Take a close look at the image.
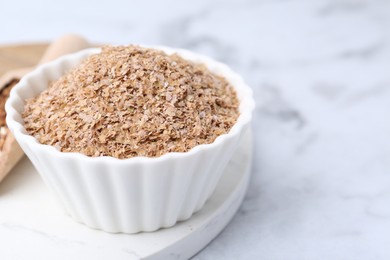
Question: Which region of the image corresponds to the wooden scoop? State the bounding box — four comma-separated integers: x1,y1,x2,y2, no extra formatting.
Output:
0,34,89,182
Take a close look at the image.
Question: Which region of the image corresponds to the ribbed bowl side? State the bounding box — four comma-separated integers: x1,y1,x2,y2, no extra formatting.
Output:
107,163,144,233
20,134,241,233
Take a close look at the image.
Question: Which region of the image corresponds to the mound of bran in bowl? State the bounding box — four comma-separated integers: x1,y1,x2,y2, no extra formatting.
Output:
23,45,239,159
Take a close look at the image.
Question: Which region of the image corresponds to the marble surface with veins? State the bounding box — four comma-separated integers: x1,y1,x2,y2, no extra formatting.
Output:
1,0,390,259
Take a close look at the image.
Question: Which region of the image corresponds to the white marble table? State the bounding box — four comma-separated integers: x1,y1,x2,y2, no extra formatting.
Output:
1,0,390,259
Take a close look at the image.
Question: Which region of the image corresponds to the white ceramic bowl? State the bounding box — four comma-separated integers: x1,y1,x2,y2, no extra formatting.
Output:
6,46,255,233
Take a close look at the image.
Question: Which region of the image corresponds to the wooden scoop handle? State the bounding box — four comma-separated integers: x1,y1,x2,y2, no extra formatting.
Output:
0,34,90,90
38,34,89,65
